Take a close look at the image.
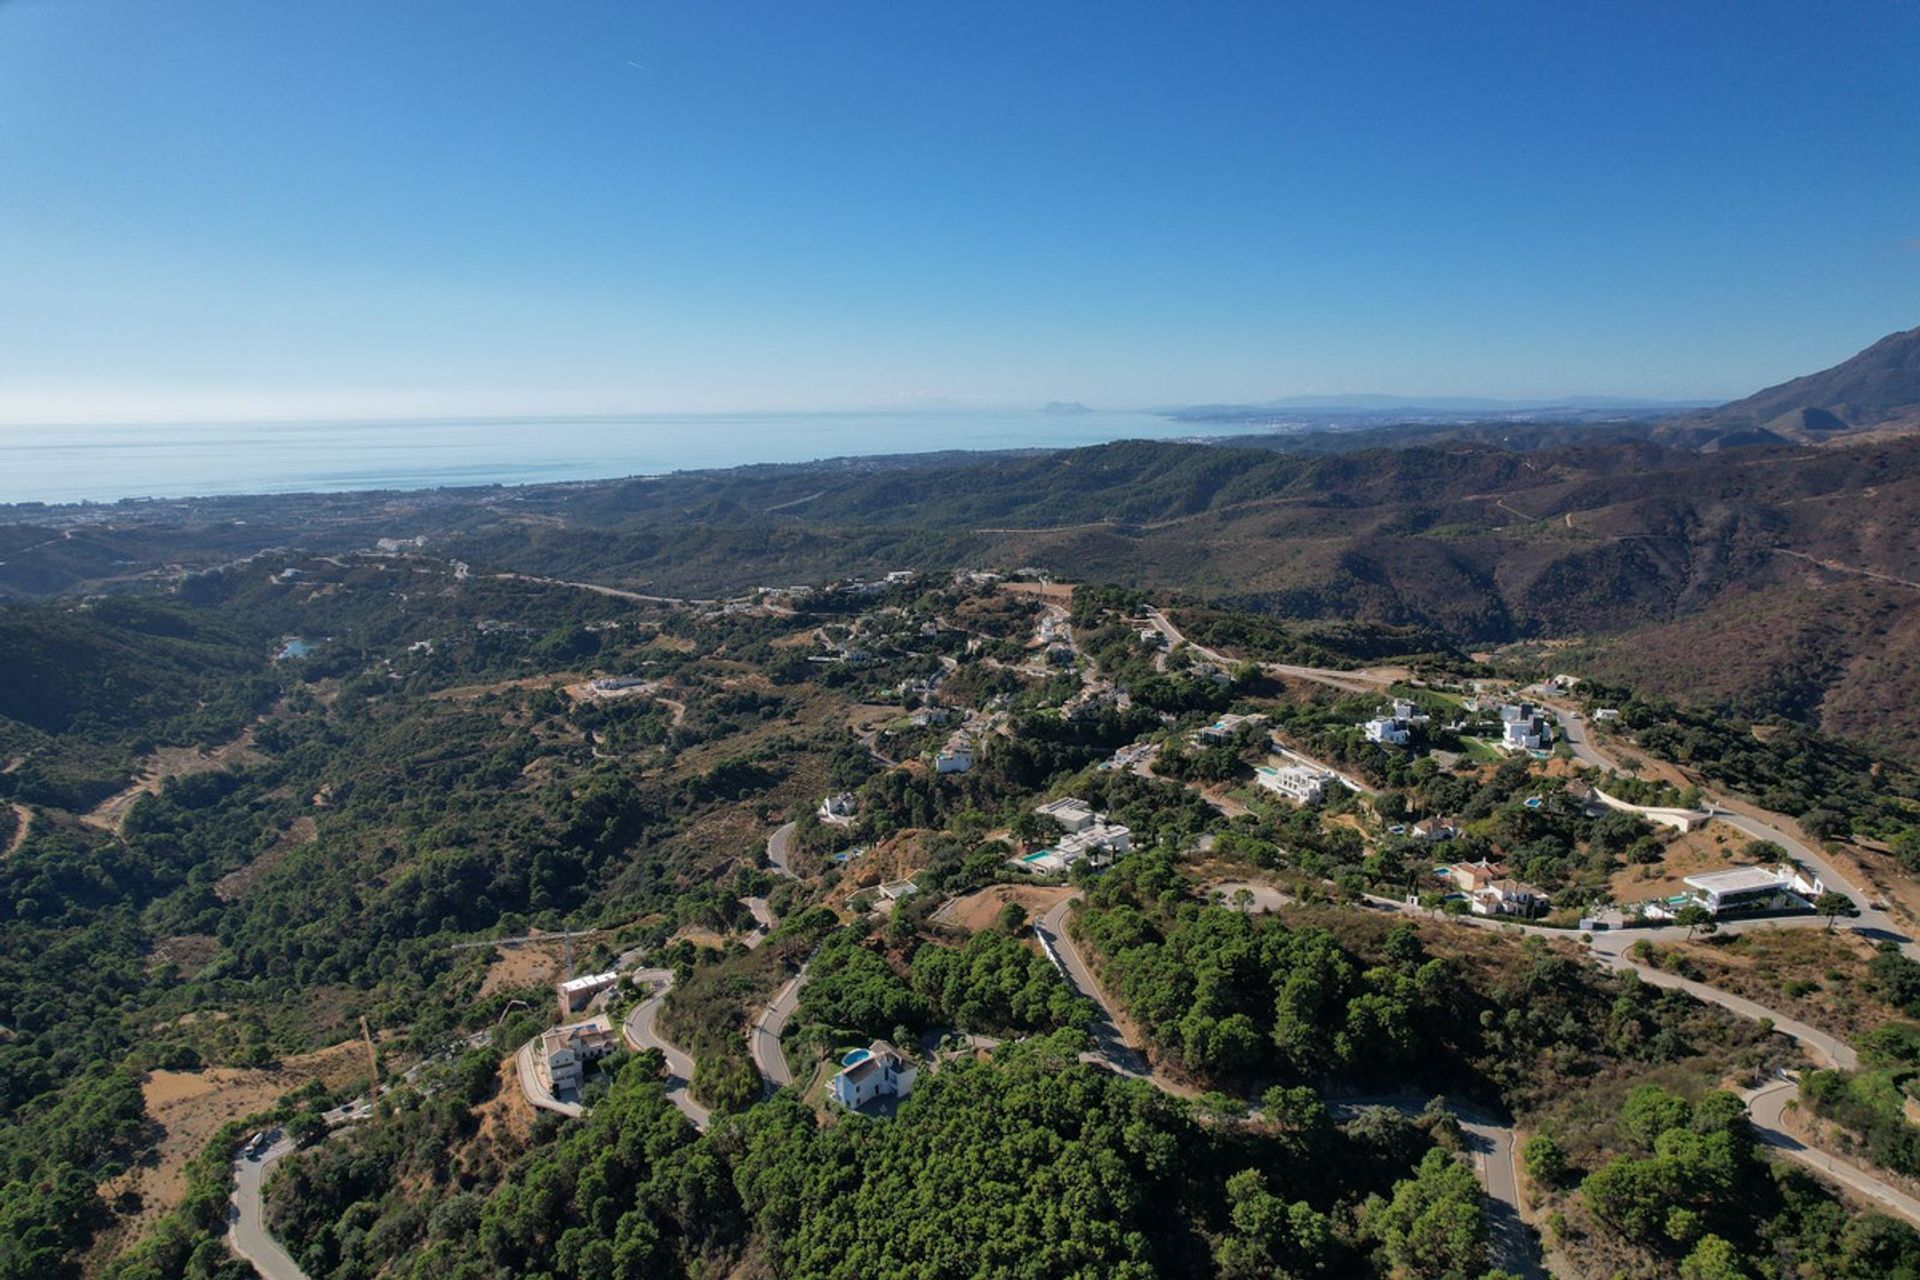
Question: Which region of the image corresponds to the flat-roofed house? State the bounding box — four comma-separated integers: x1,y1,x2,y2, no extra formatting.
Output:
556,971,619,1018
1034,797,1098,833
1684,866,1809,916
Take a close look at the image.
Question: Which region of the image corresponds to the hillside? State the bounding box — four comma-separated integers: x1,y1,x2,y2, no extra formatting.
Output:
1660,324,1920,445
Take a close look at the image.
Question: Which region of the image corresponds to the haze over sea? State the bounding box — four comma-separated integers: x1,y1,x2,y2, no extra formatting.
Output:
0,408,1235,506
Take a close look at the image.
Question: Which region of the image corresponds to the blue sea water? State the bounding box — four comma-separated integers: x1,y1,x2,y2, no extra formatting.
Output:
0,409,1246,506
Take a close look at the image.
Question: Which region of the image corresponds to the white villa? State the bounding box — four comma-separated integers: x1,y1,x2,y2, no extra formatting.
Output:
818,792,859,825
1035,797,1099,833
537,1016,620,1095
1018,797,1133,873
1363,698,1425,746
935,735,975,774
1257,763,1333,805
1470,878,1549,918
1684,865,1821,917
1500,703,1553,751
830,1041,916,1109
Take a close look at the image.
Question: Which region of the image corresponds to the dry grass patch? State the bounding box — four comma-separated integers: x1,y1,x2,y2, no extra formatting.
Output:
930,884,1078,934
1656,926,1897,1043
1605,819,1755,902
88,1041,367,1268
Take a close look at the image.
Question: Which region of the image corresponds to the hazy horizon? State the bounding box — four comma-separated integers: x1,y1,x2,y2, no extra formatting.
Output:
2,2,1914,427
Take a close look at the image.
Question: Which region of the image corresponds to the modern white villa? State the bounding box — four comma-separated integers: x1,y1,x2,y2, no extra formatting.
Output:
1683,865,1821,916
1016,797,1133,873
1362,698,1425,746
1500,703,1553,751
1256,762,1333,805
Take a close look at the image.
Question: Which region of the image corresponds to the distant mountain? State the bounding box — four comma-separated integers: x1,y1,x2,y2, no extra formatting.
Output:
1167,392,1711,424
1043,401,1096,415
1659,324,1920,445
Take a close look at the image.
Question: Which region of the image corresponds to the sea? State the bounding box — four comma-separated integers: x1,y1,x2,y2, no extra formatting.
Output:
0,409,1257,506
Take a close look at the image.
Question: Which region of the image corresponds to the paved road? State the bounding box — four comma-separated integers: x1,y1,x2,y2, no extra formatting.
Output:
1044,887,1537,1270
514,1036,584,1119
1034,898,1180,1087
1549,706,1616,772
228,1136,308,1280
765,820,799,879
1329,1098,1539,1279
1747,1078,1920,1228
749,964,810,1089
623,968,711,1129
1590,944,1859,1070
741,895,775,949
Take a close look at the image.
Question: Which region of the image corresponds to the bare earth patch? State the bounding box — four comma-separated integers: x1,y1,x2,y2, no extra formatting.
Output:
429,672,584,702
478,942,564,999
215,815,318,901
88,1042,367,1270
931,884,1078,934
1607,819,1755,902
82,730,263,835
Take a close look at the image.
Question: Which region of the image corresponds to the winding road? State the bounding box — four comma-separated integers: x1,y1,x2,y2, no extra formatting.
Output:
749,965,810,1090
765,820,799,879
1038,893,1537,1274
227,1135,308,1280
1747,1078,1920,1225
622,968,711,1130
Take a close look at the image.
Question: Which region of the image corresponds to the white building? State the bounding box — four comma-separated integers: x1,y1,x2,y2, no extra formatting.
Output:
1058,820,1132,864
1470,879,1548,918
555,971,619,1017
829,1041,916,1109
538,1016,620,1095
1684,866,1817,916
1363,698,1423,746
818,792,859,825
1257,763,1332,805
1035,797,1098,833
1500,703,1553,751
935,737,974,774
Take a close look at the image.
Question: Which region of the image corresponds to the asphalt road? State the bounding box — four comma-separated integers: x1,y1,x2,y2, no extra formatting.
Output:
623,968,711,1129
749,964,810,1089
765,820,799,879
741,895,775,949
514,1036,583,1119
1034,898,1181,1088
1329,1098,1540,1280
1044,889,1539,1273
228,1136,308,1280
1747,1078,1920,1227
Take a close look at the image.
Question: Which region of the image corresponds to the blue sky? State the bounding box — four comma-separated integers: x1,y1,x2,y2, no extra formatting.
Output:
1,0,1915,421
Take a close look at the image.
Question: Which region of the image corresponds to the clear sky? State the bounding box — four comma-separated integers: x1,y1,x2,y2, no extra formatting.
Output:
1,0,1915,422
